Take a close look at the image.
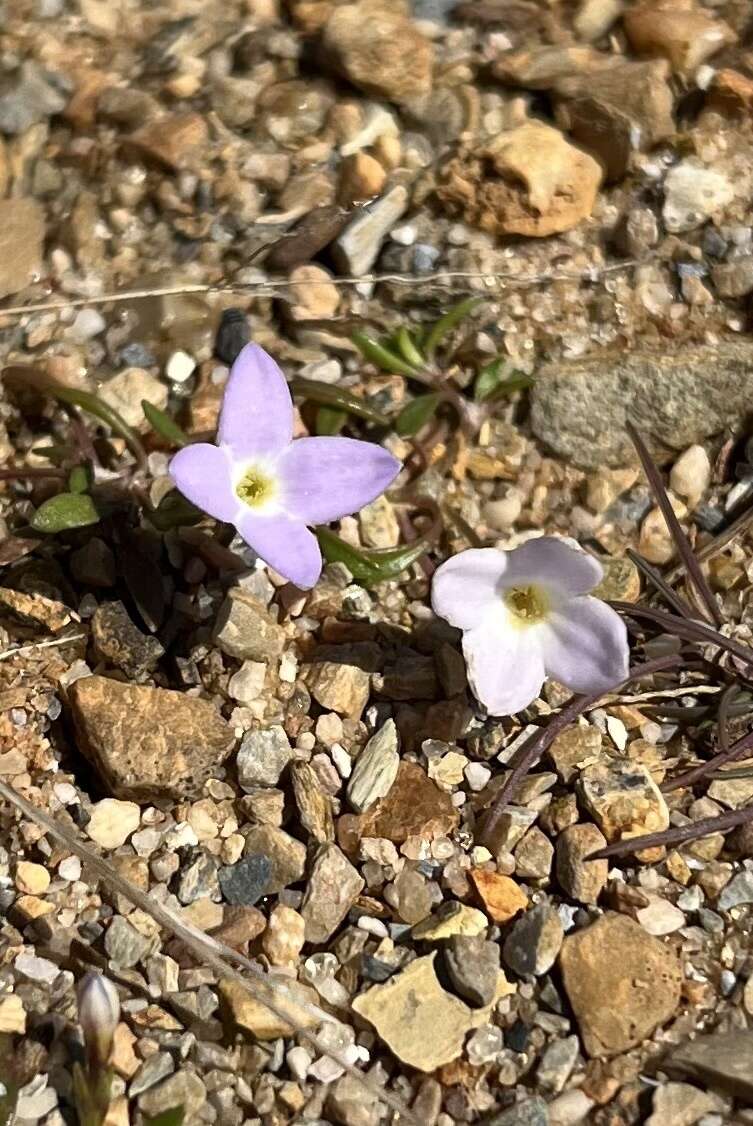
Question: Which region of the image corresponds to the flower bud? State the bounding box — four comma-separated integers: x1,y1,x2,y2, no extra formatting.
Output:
77,972,120,1072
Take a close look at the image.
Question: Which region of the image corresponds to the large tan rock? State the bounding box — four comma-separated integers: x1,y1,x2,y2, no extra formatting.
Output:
322,2,434,104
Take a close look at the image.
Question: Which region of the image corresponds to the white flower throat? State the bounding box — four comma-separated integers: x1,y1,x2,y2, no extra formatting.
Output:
504,583,550,626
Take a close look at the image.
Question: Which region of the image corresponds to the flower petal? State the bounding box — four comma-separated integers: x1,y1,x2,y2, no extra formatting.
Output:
217,344,293,459
169,443,238,523
236,508,322,589
277,436,401,525
540,595,629,695
501,537,603,600
463,613,546,716
432,548,508,631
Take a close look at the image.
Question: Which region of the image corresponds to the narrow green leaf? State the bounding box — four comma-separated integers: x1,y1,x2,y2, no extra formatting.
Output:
68,465,90,494
148,490,203,531
47,385,147,470
316,527,428,587
351,331,421,377
142,400,189,447
145,1108,185,1126
474,357,508,402
396,326,426,369
485,373,534,401
394,392,442,437
30,492,100,534
316,406,347,435
290,376,389,426
423,297,483,360
31,443,78,464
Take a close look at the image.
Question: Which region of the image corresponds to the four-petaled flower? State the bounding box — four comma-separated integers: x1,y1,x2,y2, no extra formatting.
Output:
170,344,401,589
432,536,629,715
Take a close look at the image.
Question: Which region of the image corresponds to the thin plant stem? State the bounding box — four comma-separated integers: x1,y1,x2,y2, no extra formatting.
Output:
587,806,753,860
480,654,682,845
662,725,753,793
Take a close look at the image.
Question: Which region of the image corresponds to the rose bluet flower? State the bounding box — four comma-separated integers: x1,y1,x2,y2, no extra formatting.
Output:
432,537,629,715
169,344,401,589
77,971,120,1072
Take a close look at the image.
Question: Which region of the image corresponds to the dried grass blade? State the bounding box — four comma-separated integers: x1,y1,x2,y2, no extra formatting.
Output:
0,779,419,1125
587,805,753,860
626,421,722,627
662,725,753,793
613,601,753,672
627,548,694,619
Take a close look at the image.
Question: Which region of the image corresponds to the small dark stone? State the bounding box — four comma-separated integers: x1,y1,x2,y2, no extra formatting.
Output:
361,955,398,983
177,854,220,906
118,342,156,368
444,935,499,1007
218,854,272,906
91,600,164,680
483,1095,548,1126
505,1020,530,1053
214,308,250,366
265,204,351,271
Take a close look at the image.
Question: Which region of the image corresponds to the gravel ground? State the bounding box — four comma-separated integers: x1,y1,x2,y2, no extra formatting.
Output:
4,1,753,1124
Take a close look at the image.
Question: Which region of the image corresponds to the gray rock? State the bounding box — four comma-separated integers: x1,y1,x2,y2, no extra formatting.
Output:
332,185,409,276
503,904,564,977
301,843,365,943
237,725,294,789
347,719,400,812
0,61,67,134
138,1070,207,1119
536,1036,579,1094
218,854,272,906
712,257,753,298
0,199,46,299
667,1029,753,1099
484,1095,549,1125
70,538,117,587
717,870,753,911
129,1053,175,1097
530,340,753,469
213,587,285,661
91,600,164,680
104,916,151,969
444,935,500,1008
176,853,220,905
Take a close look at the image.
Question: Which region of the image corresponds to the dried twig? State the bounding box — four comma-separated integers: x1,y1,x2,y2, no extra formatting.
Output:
587,805,753,860
0,632,87,662
627,422,722,627
0,779,419,1125
0,261,641,320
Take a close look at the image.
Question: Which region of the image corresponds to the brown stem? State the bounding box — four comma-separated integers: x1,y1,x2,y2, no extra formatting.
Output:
587,806,753,861
662,724,753,793
480,654,683,847
0,466,67,480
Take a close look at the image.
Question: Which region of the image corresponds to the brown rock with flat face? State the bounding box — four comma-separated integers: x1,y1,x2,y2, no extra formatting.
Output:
559,913,682,1056
338,761,459,850
68,676,235,800
0,199,45,299
437,122,601,238
322,1,434,104
123,113,209,171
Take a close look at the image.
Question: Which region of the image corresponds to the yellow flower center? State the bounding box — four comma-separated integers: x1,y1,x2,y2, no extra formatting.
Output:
504,584,549,626
236,466,276,509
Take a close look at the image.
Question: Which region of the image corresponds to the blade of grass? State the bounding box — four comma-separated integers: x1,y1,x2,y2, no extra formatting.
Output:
352,331,422,378
480,654,682,846
627,421,722,627
142,401,189,447
396,326,426,369
627,548,695,619
613,601,753,672
423,297,482,360
662,723,753,793
45,385,148,472
290,376,390,426
586,806,753,860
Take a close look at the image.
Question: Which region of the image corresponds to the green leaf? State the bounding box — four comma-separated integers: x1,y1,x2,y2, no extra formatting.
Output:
30,492,100,534
290,377,389,426
394,392,442,437
316,406,347,436
145,1108,185,1126
148,489,203,531
351,332,421,377
142,400,189,447
31,443,78,464
316,527,429,587
474,358,533,402
423,297,483,360
396,326,426,369
68,465,90,494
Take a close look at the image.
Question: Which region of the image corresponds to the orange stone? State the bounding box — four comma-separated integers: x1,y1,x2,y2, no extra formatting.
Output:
469,868,528,924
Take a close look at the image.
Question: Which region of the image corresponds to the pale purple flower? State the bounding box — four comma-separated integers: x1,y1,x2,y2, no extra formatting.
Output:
170,344,401,589
432,537,629,716
77,971,120,1070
